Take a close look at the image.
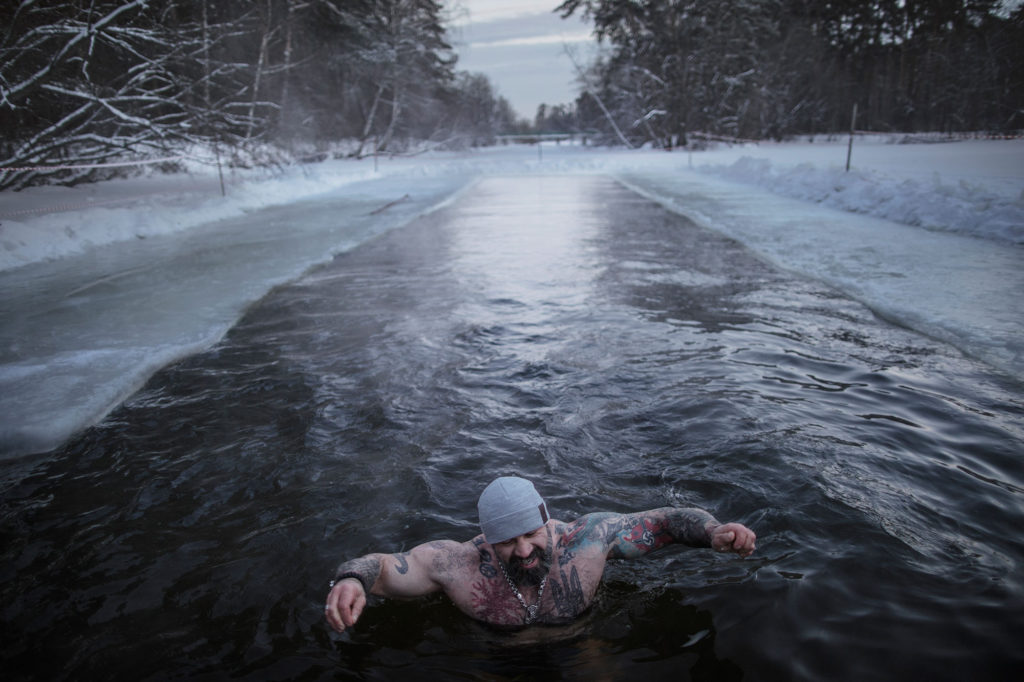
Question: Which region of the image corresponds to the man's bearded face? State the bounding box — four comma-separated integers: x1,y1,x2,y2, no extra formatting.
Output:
507,545,550,586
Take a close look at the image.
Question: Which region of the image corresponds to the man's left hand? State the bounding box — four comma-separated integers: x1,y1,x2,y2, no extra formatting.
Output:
710,522,756,557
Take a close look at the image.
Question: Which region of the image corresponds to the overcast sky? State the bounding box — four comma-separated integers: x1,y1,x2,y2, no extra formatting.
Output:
449,0,1024,121
448,1,599,121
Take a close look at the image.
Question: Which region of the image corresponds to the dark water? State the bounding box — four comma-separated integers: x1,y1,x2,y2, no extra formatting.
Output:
2,176,1022,681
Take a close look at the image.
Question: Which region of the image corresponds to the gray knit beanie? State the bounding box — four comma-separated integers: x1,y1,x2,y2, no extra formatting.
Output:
477,476,549,544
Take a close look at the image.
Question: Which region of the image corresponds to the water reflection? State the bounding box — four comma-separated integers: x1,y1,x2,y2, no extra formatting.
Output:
446,176,603,311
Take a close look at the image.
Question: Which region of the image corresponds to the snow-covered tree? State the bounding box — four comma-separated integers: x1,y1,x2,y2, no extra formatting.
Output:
0,0,568,190
342,0,456,155
446,72,518,146
0,1,195,189
558,0,1023,145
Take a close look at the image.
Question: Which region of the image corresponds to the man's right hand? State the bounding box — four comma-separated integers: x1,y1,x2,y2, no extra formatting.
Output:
325,577,366,633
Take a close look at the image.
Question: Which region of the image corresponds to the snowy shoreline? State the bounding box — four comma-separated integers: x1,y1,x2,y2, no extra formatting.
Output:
2,137,1022,273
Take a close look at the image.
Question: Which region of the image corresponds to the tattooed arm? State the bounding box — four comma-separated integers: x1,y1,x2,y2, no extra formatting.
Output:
579,507,755,560
325,540,463,633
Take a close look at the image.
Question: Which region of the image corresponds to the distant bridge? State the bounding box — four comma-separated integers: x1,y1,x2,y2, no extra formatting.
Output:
494,132,598,145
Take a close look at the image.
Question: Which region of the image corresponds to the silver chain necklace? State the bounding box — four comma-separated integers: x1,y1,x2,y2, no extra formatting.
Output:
498,561,546,624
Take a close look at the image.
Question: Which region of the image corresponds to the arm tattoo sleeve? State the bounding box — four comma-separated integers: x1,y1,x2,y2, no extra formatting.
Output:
665,507,717,547
332,555,383,592
608,507,718,559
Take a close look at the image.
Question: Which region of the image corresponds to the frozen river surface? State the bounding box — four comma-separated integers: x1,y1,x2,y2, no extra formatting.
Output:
0,173,471,457
1,175,1021,681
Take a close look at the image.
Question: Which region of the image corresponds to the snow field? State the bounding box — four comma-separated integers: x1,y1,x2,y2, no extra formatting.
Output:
2,137,1022,273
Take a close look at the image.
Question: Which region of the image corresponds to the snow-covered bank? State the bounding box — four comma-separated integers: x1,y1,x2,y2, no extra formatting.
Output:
2,137,1022,273
0,159,380,271
696,137,1024,245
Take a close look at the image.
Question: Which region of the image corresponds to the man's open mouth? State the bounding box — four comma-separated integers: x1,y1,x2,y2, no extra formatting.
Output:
508,548,547,585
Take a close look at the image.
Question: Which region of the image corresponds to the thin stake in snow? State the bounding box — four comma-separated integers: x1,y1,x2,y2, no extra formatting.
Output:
846,103,858,172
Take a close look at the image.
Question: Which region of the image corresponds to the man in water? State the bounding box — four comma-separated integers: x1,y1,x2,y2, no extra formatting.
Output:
325,476,756,631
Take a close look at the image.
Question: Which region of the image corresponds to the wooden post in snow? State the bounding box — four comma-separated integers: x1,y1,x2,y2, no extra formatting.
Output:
214,139,225,197
846,103,858,172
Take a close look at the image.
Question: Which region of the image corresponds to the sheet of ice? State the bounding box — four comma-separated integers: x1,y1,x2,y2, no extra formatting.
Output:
617,170,1023,380
1,138,1021,458
0,173,473,457
0,161,380,270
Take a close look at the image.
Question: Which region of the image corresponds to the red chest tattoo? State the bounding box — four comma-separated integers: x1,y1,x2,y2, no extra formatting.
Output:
468,577,525,625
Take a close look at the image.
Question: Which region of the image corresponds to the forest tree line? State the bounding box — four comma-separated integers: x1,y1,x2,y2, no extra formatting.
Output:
3,1,1022,190
0,0,523,190
554,0,1024,147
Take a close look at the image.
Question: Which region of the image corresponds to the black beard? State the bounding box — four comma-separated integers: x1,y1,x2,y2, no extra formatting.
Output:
507,546,550,587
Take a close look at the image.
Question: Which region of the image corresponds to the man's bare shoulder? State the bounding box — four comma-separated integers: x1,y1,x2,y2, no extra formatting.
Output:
554,512,624,551
364,538,475,593
408,538,477,562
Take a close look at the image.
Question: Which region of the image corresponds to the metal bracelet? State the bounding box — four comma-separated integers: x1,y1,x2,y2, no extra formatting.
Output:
329,571,369,593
